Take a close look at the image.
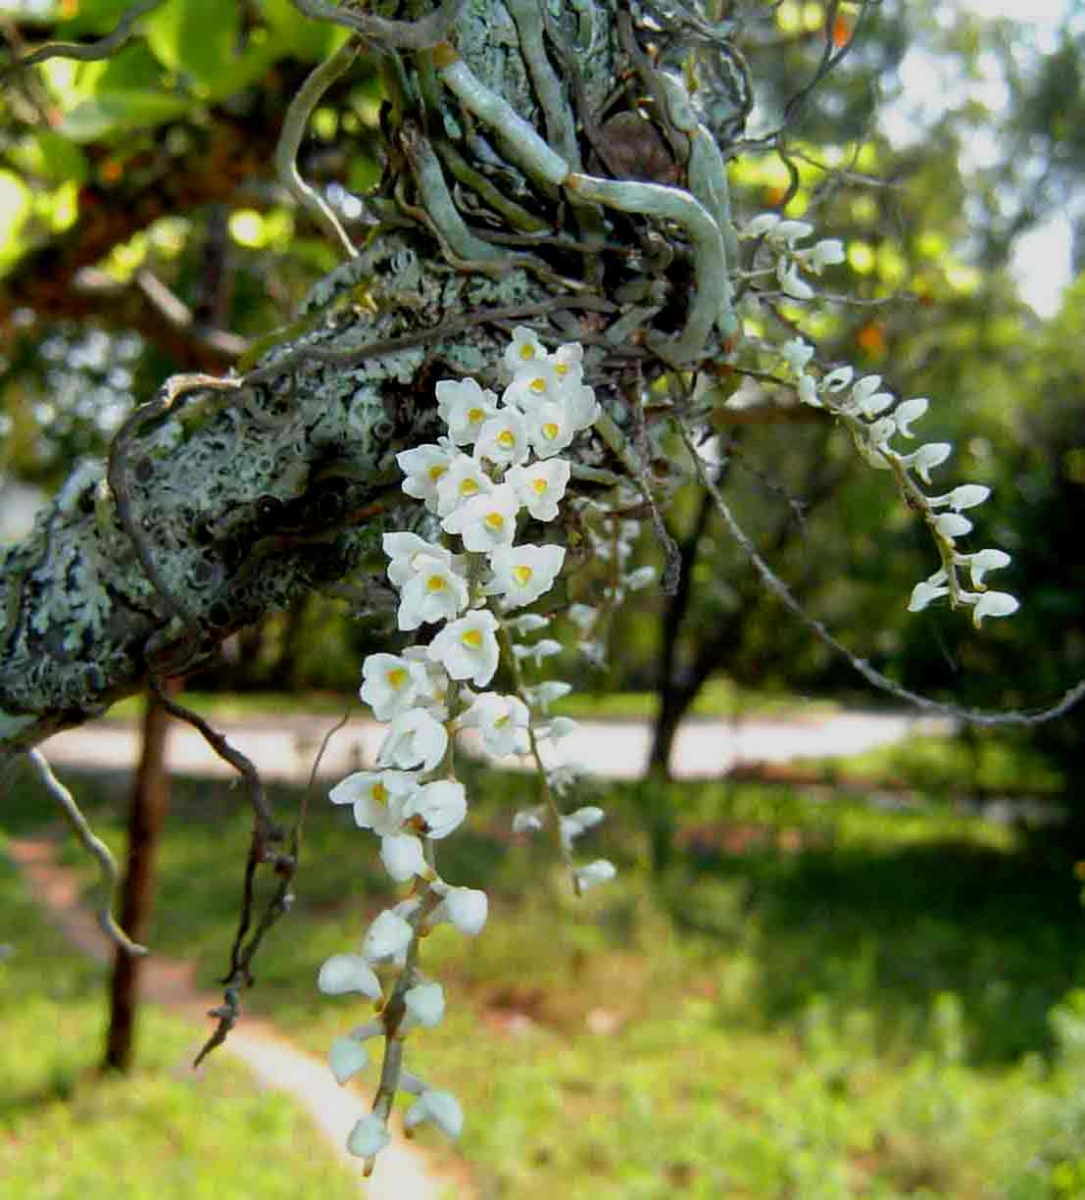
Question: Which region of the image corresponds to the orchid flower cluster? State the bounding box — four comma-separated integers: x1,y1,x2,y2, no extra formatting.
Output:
315,328,615,1169
741,211,1018,629
741,211,847,302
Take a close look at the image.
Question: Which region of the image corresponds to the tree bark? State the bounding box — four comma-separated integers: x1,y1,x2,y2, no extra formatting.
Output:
103,686,173,1073
0,2,752,764
648,467,724,777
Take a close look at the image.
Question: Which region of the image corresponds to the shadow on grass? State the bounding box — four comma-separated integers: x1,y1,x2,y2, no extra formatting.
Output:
673,834,1083,1065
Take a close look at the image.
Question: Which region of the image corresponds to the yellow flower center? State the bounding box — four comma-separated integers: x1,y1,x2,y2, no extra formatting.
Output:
531,478,548,494
386,667,408,689
372,782,388,805
494,714,509,728
460,478,479,496
484,512,504,530
497,430,516,448
519,343,535,360
512,565,533,585
529,377,547,394
467,407,484,423
428,464,447,482
555,362,568,376
541,422,559,440
427,574,447,592
461,628,484,648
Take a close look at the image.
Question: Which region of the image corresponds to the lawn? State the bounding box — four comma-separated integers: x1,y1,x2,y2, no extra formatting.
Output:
4,751,1085,1198
100,678,835,725
0,850,359,1199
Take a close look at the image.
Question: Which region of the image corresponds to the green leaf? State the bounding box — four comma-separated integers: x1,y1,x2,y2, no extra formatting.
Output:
6,131,89,187
143,0,240,94
56,44,194,141
59,91,194,141
260,0,344,61
53,0,149,37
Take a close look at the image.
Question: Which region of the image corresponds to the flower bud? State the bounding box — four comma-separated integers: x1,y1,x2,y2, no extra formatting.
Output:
404,981,446,1028
363,910,414,961
329,1036,369,1084
318,954,382,999
405,1090,464,1139
348,1114,390,1159
972,591,1019,626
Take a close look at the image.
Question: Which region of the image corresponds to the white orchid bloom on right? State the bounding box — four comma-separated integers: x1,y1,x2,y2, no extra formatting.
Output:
764,237,1019,626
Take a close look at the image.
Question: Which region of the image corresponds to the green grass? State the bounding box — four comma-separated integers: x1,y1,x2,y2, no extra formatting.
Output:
554,677,837,720
0,851,359,1199
103,690,355,724
100,679,835,726
792,730,1065,796
6,757,1085,1197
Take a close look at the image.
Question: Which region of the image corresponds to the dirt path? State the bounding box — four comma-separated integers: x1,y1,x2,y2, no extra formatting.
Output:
7,836,469,1200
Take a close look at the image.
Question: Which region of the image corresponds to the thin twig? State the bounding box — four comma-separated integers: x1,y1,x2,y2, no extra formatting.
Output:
496,619,581,894
26,749,148,957
275,40,360,259
242,294,616,385
3,0,163,77
289,0,464,49
148,679,278,846
677,421,1085,729
191,710,347,1066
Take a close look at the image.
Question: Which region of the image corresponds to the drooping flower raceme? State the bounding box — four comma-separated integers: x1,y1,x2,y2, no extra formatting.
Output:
317,330,615,1169
742,213,1020,630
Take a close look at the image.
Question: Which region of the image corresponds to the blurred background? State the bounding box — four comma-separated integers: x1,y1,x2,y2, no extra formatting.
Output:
2,0,1085,1195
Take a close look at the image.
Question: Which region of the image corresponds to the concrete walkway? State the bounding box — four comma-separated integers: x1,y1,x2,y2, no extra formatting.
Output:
41,709,953,784
7,836,467,1200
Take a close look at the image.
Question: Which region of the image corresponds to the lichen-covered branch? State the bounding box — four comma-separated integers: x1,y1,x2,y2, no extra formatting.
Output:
1,0,753,763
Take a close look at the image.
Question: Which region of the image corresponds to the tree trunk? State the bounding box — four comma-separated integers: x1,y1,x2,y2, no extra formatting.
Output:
103,686,173,1073
648,479,721,778
646,684,689,778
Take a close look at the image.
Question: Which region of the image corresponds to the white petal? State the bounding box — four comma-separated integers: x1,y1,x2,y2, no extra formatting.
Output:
948,484,990,511
742,212,781,237
348,1114,391,1158
363,909,414,960
404,982,446,1028
575,859,617,891
405,1090,464,1139
907,580,948,613
329,1036,369,1085
435,887,488,936
966,548,1011,587
512,808,545,834
380,834,428,882
934,513,973,539
893,397,929,438
972,591,1019,626
318,954,382,999
568,805,605,831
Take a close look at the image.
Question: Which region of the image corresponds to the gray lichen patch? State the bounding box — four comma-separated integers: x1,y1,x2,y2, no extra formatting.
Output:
0,227,564,751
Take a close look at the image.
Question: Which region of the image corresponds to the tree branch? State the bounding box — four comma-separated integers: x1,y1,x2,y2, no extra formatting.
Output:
0,0,756,763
